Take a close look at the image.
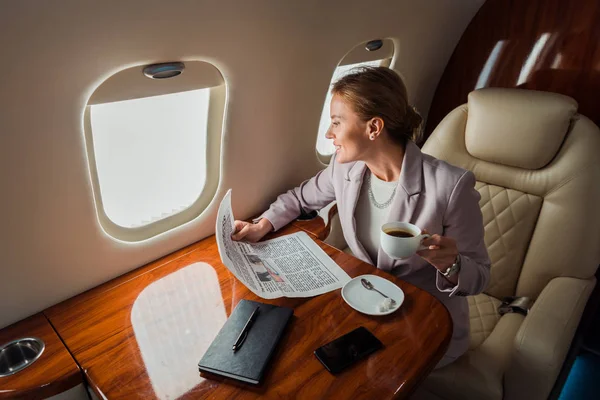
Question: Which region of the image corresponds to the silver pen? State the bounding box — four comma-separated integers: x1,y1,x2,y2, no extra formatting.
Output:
232,306,260,352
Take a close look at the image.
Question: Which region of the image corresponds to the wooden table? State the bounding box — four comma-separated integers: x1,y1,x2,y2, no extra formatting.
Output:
44,223,452,399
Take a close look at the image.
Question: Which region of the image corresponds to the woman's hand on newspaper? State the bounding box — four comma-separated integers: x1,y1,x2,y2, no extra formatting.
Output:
231,218,274,243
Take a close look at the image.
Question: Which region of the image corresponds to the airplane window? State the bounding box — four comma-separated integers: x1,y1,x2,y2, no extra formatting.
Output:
84,60,225,241
89,89,209,229
315,39,394,163
316,59,385,157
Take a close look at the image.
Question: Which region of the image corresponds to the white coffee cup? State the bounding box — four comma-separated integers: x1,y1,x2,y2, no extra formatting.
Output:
380,222,431,260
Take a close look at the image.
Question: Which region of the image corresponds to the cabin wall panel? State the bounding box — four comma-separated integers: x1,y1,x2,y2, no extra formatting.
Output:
424,0,600,141
0,0,484,328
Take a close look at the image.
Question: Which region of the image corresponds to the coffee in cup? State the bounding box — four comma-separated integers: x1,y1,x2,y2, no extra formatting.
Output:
380,222,430,260
383,229,415,238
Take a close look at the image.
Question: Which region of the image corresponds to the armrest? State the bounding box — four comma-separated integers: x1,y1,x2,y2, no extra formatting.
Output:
291,202,338,240
505,276,596,400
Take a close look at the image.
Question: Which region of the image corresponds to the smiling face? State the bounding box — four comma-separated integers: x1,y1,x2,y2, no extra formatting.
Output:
325,94,372,163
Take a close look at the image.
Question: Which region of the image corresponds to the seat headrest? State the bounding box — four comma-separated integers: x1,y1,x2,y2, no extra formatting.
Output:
465,88,578,169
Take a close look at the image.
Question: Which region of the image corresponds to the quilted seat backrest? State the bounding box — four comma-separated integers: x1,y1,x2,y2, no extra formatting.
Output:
474,182,542,299
422,88,600,300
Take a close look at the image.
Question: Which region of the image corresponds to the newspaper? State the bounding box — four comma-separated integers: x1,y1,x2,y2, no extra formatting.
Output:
216,189,351,299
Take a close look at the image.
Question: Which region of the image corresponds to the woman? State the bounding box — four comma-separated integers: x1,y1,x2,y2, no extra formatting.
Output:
232,66,490,368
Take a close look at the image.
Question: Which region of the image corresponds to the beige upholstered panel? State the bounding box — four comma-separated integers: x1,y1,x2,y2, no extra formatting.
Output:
421,88,600,400
515,117,600,297
422,312,525,400
423,95,600,299
506,277,595,400
465,89,577,170
476,182,542,299
468,293,501,349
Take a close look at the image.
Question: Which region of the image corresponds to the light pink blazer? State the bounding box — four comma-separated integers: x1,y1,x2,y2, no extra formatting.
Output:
259,140,491,360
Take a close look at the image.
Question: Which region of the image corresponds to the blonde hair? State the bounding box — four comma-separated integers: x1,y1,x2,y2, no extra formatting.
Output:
331,66,423,145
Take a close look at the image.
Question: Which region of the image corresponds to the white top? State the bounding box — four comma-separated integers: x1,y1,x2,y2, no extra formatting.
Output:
355,170,399,263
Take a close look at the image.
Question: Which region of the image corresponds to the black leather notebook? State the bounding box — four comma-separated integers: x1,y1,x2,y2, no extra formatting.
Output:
198,299,294,385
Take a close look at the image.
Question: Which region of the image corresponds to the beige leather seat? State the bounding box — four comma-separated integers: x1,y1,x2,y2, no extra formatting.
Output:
413,88,600,400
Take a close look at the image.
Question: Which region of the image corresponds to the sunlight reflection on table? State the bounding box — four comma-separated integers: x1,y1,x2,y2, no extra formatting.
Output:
131,262,227,400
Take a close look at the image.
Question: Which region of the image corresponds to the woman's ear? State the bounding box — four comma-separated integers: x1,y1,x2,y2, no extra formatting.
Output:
367,117,385,140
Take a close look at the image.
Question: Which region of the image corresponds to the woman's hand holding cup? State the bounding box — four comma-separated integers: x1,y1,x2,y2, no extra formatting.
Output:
380,222,460,284
417,230,459,284
416,230,459,270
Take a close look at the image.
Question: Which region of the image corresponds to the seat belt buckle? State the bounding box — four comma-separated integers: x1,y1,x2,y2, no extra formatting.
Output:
498,296,531,316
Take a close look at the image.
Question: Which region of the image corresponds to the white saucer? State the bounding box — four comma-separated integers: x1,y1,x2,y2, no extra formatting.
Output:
341,274,404,316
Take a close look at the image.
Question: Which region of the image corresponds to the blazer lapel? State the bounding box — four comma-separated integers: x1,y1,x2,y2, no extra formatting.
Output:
377,141,424,271
341,161,374,264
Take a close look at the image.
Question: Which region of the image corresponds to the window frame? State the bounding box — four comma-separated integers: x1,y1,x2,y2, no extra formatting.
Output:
316,39,395,165
83,64,226,242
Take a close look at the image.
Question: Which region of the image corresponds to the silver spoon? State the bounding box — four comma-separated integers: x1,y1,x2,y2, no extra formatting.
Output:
361,278,397,305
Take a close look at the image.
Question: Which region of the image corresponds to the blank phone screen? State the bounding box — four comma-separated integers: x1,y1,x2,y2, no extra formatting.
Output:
314,327,383,374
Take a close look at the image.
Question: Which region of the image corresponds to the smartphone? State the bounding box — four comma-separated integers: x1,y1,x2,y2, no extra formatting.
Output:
314,327,383,374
